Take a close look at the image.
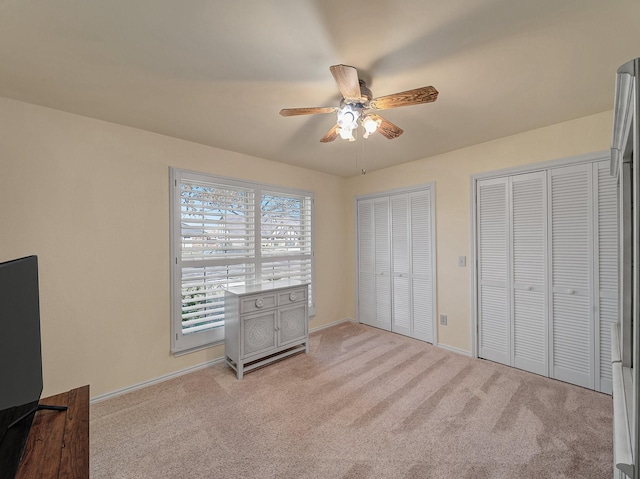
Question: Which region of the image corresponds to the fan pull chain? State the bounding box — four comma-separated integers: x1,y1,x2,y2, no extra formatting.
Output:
360,129,366,175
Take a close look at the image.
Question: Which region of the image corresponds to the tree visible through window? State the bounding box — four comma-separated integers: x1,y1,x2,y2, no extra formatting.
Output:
170,169,314,353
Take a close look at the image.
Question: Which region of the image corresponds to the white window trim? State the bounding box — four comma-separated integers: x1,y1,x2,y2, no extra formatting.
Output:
170,168,315,355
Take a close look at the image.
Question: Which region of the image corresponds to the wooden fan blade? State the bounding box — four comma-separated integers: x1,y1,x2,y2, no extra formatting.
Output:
368,113,403,139
280,106,337,117
370,86,438,110
320,124,339,143
329,64,362,102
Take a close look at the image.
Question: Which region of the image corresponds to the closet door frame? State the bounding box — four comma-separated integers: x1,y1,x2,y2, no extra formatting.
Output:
355,183,437,345
470,151,610,360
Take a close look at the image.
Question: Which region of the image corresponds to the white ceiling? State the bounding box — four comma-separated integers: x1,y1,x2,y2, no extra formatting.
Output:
0,0,638,177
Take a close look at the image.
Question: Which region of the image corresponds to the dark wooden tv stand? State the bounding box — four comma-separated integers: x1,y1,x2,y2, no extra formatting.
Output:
15,385,89,479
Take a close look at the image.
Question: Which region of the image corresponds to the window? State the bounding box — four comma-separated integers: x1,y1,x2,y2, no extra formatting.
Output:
170,168,315,353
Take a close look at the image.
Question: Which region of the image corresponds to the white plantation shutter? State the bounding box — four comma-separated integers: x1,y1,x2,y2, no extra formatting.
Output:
260,191,314,308
511,172,547,376
549,164,593,389
171,169,314,353
595,160,618,393
410,190,434,343
391,194,411,336
177,177,256,350
477,177,510,365
181,264,255,333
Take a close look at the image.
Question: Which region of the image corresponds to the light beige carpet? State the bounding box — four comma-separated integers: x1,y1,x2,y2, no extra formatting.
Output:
91,322,612,478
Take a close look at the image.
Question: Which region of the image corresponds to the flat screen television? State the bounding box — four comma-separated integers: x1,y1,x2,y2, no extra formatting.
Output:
0,256,43,479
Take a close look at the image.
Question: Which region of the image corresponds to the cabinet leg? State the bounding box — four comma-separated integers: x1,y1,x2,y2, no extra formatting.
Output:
237,362,243,380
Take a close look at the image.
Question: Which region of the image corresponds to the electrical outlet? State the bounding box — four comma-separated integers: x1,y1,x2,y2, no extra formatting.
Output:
439,314,447,325
458,256,466,267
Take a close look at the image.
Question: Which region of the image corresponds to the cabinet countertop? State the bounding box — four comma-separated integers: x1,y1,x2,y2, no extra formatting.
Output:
224,280,309,296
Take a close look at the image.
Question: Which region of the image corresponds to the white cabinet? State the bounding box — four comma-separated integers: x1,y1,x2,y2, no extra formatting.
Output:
224,281,309,379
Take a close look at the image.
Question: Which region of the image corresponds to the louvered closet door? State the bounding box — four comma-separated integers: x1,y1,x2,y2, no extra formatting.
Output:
373,198,392,330
511,172,548,376
549,164,594,389
410,190,434,343
357,200,376,327
391,194,411,337
477,177,510,365
595,160,618,394
357,187,435,342
358,198,392,331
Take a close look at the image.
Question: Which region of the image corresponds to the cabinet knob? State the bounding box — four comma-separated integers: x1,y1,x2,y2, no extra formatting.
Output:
255,298,264,308
526,286,533,291
289,292,297,302
567,289,575,295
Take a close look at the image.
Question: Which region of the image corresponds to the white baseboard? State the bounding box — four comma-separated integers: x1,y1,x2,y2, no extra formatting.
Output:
91,317,355,404
91,356,226,404
310,317,356,333
438,343,472,357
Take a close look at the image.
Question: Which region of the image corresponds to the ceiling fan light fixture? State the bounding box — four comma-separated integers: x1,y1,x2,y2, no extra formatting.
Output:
281,64,437,143
337,105,359,129
362,115,381,138
338,127,355,141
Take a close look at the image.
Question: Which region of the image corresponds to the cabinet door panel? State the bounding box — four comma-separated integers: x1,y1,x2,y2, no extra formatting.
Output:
242,311,277,358
279,304,307,346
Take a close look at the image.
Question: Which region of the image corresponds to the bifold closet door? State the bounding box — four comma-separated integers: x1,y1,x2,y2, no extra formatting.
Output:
477,177,510,365
358,188,435,342
391,194,412,337
549,164,594,389
595,160,618,394
546,161,617,392
357,198,391,331
478,161,618,392
390,191,435,342
477,173,547,374
410,190,434,343
511,171,547,376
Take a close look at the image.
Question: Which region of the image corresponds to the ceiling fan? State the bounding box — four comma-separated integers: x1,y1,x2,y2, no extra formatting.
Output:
279,64,438,143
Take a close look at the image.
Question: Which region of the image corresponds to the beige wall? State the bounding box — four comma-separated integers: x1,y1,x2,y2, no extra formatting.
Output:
344,110,613,353
0,97,349,398
0,95,614,399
